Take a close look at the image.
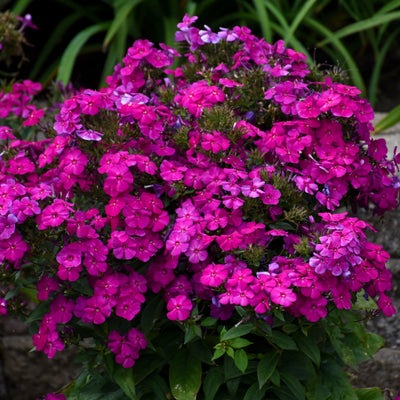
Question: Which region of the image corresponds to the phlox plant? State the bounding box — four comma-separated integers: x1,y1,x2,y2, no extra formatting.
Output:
1,13,400,400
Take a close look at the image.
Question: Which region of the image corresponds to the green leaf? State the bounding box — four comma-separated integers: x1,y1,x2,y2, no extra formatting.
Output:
243,382,268,400
281,372,305,400
221,323,254,341
294,332,321,366
355,388,384,400
201,317,217,326
103,0,143,48
203,367,225,400
56,22,110,85
169,348,202,400
140,293,164,334
374,103,400,134
270,331,298,350
113,364,137,400
229,338,253,349
234,349,248,373
131,354,165,385
257,350,280,389
24,301,50,324
184,324,202,344
212,347,226,361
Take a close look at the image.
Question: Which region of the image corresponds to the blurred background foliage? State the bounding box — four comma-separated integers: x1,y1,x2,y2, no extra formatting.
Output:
2,0,400,121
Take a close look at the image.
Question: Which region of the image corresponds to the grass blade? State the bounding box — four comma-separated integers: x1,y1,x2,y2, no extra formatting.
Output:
57,22,109,85
252,0,272,43
305,17,366,96
368,26,400,107
374,103,400,135
103,0,143,49
284,0,318,45
11,0,33,15
376,0,400,15
317,11,400,47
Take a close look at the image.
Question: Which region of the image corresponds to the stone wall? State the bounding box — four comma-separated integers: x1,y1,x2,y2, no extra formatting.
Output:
0,113,399,399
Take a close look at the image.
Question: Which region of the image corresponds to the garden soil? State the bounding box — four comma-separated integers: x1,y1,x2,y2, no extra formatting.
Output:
0,113,399,400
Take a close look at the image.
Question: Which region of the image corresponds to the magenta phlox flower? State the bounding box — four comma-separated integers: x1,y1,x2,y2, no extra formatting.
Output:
330,96,357,118
368,138,388,162
50,294,75,323
166,294,193,320
186,237,209,263
0,298,7,315
296,95,321,119
377,293,396,316
37,275,59,301
7,154,36,175
260,184,281,205
215,230,243,251
38,199,73,229
199,25,220,44
200,263,228,287
128,39,154,60
201,131,230,153
204,207,228,230
227,267,254,289
40,393,67,400
331,284,352,310
104,164,134,196
108,230,137,259
230,286,255,306
0,126,16,139
166,231,190,256
12,196,41,220
270,284,297,307
0,214,17,239
298,295,328,321
56,243,82,267
82,294,113,324
108,328,146,368
0,232,29,262
115,295,142,320
160,159,187,181
60,148,88,175
241,177,265,198
123,201,152,229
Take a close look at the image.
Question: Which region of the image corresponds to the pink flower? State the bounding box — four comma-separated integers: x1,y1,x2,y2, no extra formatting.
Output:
200,263,228,287
160,160,187,181
166,295,193,320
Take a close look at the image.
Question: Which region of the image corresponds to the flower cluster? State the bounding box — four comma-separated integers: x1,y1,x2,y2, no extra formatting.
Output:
0,13,398,392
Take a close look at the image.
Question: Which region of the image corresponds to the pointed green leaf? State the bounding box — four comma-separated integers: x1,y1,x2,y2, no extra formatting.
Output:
294,332,321,366
221,323,254,341
270,331,298,350
203,367,225,400
281,372,305,400
113,364,137,400
169,348,202,400
234,349,248,373
257,350,280,389
355,388,384,400
229,338,253,349
243,382,268,400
